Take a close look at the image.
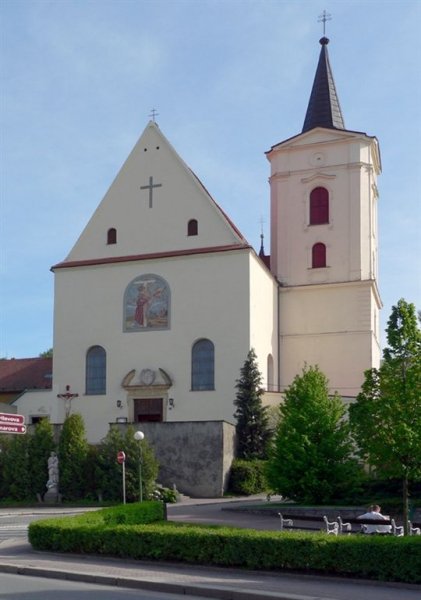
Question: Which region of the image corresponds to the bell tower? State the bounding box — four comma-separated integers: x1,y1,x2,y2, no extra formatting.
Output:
267,36,382,398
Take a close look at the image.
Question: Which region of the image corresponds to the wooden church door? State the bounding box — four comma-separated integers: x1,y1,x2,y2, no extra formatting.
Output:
134,398,163,422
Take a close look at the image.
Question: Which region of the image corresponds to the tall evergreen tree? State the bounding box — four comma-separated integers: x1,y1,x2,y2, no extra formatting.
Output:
58,413,89,500
234,349,271,460
2,434,31,500
266,365,361,504
29,418,56,498
350,299,421,532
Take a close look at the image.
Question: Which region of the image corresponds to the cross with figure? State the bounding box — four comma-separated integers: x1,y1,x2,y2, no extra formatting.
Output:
140,176,162,208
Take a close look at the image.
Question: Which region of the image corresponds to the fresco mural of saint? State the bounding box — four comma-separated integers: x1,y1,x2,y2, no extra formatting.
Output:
124,275,169,331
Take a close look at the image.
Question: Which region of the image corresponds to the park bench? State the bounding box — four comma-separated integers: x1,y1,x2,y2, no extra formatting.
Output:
277,512,421,536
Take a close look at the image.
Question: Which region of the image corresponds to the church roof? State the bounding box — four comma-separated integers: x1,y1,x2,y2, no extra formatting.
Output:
302,37,345,133
0,358,53,392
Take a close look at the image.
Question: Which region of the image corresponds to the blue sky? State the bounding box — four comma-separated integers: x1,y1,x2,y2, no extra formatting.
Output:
1,0,420,358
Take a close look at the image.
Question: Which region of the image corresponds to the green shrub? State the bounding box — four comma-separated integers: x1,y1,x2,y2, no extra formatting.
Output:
28,515,421,583
100,501,165,525
228,459,267,495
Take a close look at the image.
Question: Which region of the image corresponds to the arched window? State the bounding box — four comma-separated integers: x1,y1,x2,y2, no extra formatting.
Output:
107,228,117,244
187,219,198,236
86,346,106,394
310,187,329,225
191,339,214,390
312,243,327,268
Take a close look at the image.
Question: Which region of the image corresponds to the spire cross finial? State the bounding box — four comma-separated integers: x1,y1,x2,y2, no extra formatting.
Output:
318,10,332,36
149,108,159,122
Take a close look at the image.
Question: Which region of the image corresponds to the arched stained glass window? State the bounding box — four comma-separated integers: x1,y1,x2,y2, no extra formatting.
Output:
312,243,327,268
310,187,329,225
191,339,214,390
86,346,106,394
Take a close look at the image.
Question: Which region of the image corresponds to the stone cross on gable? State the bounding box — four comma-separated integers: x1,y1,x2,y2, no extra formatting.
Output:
140,176,162,208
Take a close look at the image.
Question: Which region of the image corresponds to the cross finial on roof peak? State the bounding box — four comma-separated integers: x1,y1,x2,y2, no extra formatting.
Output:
149,108,159,122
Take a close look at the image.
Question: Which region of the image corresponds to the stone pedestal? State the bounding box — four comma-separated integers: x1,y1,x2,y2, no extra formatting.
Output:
44,486,60,504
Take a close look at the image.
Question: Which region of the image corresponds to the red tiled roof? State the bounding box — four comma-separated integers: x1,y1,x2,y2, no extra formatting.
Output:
0,358,53,392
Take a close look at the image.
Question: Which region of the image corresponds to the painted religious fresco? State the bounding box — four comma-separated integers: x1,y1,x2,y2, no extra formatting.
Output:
124,274,170,331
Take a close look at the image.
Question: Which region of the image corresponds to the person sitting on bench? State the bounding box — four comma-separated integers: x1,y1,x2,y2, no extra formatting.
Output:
357,505,391,534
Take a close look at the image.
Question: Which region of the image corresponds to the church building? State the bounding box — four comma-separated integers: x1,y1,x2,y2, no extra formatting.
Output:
13,36,382,450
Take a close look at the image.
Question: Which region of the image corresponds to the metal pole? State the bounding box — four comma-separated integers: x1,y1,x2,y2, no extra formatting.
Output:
139,445,143,503
122,461,126,505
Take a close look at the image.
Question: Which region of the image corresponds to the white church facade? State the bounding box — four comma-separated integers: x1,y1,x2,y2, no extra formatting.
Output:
14,36,382,447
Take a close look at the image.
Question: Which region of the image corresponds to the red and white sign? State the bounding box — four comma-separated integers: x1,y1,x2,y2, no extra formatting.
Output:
0,412,25,425
0,423,26,435
117,450,126,464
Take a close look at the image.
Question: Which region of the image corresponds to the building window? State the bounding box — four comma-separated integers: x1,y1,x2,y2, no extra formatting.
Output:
312,243,327,268
310,187,329,225
86,346,106,394
191,339,214,390
107,228,117,244
187,219,198,236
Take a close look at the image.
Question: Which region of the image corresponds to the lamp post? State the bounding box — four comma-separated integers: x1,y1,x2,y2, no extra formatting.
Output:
133,430,144,502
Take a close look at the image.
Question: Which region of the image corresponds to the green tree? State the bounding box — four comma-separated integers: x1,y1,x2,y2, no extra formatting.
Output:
38,348,53,358
234,349,272,460
349,299,421,532
58,413,89,500
2,434,31,500
29,419,56,499
96,426,159,502
266,365,361,504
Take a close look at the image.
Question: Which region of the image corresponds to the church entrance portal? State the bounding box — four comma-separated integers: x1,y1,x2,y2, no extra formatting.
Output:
134,398,163,422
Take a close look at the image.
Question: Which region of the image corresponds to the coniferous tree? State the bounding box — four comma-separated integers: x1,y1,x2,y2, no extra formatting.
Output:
29,418,56,499
266,365,361,504
350,299,421,532
2,434,31,500
58,413,89,500
96,426,159,502
234,349,271,460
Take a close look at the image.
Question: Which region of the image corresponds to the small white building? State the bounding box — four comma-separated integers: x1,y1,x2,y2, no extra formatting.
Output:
14,36,381,446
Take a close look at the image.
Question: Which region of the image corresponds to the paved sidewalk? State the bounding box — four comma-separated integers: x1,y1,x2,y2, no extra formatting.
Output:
0,496,419,600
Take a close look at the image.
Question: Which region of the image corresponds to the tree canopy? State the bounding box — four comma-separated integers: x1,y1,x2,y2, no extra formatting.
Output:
266,365,361,504
349,299,421,531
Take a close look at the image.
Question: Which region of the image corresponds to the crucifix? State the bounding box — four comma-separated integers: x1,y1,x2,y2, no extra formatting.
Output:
318,10,332,36
57,385,79,418
140,176,162,208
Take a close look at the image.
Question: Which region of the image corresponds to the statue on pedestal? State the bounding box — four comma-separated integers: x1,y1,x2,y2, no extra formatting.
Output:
44,451,60,503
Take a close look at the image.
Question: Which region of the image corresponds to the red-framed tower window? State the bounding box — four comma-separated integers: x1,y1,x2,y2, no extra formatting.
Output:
312,243,327,268
310,187,329,225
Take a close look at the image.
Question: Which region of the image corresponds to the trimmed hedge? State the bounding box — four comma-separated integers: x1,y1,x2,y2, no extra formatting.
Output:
28,505,421,583
228,459,268,495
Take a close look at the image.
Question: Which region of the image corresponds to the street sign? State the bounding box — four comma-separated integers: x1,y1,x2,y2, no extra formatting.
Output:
0,412,25,425
117,450,126,464
0,423,26,435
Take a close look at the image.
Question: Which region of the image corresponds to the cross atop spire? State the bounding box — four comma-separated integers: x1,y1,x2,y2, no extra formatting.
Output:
318,10,332,36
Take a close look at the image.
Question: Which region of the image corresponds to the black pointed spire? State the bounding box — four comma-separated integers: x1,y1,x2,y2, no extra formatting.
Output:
302,37,345,133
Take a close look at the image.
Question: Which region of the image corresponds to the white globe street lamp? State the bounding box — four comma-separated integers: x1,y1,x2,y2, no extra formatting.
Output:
134,430,145,502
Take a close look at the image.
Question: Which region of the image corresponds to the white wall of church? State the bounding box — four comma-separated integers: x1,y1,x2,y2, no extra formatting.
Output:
278,280,381,397
65,122,241,264
52,248,261,443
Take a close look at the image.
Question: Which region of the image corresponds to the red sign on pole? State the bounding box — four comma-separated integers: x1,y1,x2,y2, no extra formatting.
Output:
0,423,26,435
117,450,126,464
0,412,25,425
